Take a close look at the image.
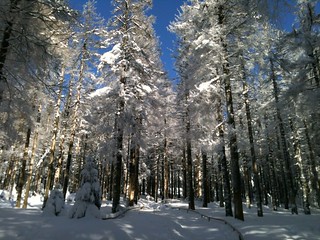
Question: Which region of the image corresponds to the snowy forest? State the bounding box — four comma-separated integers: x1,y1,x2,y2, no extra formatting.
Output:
0,0,320,229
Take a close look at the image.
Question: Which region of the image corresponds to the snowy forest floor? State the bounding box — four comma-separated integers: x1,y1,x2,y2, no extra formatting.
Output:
0,192,319,240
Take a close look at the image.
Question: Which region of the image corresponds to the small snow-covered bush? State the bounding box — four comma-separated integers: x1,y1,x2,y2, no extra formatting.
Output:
43,189,65,216
69,157,101,219
66,192,76,202
0,190,9,200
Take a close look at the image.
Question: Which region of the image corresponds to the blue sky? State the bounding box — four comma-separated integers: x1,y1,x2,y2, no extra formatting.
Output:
69,0,183,81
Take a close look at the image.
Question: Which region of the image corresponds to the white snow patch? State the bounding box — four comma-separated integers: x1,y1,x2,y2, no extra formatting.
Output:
99,43,121,70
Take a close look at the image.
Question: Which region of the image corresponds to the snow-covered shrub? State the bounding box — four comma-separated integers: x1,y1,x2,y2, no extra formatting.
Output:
66,192,76,202
42,189,65,216
0,190,9,200
69,157,101,219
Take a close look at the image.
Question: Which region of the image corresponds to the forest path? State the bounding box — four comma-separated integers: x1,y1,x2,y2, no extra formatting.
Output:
110,206,240,240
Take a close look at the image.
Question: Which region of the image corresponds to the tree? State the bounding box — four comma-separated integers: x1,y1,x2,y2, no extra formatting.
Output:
42,189,65,216
97,0,165,212
0,0,74,146
69,157,101,218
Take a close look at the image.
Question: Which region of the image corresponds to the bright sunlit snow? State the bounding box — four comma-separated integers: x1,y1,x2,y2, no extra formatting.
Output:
1,190,319,240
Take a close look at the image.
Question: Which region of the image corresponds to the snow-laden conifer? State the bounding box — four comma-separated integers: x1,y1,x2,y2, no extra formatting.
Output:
69,157,101,218
42,188,65,216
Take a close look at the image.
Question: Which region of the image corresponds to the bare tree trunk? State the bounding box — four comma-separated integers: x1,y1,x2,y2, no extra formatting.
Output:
16,128,31,208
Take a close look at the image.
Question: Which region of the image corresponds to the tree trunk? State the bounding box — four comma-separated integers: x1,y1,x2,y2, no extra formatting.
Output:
43,66,65,208
16,128,31,208
241,57,263,216
186,106,195,210
3,146,16,190
154,154,160,202
164,133,170,199
202,150,208,207
22,127,39,208
217,99,232,216
55,77,73,188
182,148,187,199
62,40,87,198
243,158,252,209
218,4,243,221
303,119,320,208
270,58,297,214
128,136,139,206
289,118,311,214
112,97,125,213
108,162,114,201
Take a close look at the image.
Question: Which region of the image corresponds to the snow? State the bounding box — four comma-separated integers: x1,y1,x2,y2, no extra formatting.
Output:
98,43,122,70
89,86,112,98
1,191,320,240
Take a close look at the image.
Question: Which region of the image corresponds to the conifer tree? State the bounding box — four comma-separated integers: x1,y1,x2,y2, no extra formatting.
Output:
69,157,101,218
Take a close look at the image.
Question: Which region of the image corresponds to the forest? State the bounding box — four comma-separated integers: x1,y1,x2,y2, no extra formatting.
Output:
0,0,319,223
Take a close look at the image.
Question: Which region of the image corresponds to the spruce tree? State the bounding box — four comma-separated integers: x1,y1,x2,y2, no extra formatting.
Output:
69,157,101,218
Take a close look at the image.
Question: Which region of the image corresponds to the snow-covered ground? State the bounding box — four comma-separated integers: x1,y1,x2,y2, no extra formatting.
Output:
0,191,319,240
